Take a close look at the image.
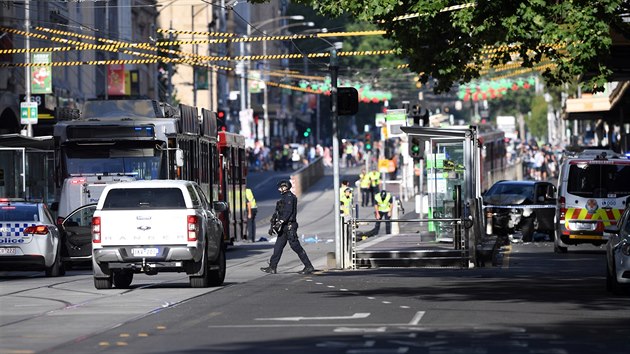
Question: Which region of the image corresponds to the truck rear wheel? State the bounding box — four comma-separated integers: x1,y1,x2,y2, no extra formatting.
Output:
113,270,134,289
208,242,226,287
190,247,210,288
94,276,113,289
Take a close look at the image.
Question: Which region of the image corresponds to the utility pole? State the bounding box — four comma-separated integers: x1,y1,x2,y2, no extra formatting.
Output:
330,49,341,268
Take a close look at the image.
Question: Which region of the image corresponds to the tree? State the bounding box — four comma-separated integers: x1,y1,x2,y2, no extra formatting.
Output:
527,94,549,141
255,0,629,93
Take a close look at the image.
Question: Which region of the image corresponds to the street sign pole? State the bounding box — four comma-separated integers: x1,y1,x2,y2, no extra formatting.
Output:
25,0,32,137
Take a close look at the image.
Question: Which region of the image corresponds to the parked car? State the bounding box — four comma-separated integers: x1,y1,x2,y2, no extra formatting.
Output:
59,203,97,267
92,180,227,289
0,198,65,276
605,208,630,294
484,180,557,242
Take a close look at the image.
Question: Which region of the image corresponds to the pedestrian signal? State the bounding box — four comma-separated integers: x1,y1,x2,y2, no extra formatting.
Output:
409,136,422,159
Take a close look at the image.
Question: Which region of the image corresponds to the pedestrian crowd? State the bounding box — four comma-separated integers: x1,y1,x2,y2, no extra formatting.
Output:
514,141,561,181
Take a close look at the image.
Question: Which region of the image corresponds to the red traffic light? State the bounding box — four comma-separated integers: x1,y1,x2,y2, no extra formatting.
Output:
217,110,226,119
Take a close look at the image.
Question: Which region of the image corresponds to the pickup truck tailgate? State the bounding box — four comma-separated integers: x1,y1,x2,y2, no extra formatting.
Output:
99,210,191,246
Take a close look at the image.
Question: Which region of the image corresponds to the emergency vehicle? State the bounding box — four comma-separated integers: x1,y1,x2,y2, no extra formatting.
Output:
555,149,630,253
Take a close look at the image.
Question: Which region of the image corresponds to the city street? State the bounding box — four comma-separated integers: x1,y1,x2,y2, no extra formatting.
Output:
2,169,630,354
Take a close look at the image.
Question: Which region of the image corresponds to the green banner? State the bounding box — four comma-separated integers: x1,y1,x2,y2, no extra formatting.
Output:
31,53,52,94
194,67,208,90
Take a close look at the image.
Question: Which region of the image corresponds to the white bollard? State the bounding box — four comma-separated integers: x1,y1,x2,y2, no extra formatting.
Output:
392,197,400,235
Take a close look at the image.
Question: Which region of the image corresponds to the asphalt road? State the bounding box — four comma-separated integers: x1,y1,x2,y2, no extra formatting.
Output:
2,169,630,354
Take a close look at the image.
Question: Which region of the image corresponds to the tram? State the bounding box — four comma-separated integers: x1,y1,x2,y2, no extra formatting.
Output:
53,99,247,243
218,131,247,244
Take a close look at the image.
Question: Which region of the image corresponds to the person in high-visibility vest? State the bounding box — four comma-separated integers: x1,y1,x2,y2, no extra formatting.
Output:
245,188,258,242
359,168,372,207
340,187,353,217
373,190,393,234
368,170,381,206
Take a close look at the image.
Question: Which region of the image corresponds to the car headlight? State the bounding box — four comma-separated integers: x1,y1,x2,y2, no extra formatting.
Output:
621,242,630,257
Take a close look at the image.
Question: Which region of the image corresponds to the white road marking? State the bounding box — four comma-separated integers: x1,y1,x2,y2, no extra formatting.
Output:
255,312,370,321
347,348,408,353
316,340,375,348
408,311,425,325
334,327,387,333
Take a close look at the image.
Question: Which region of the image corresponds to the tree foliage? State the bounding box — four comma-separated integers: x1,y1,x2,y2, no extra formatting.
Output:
527,94,549,141
253,0,629,93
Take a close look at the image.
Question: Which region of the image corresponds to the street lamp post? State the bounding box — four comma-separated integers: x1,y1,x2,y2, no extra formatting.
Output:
247,15,305,146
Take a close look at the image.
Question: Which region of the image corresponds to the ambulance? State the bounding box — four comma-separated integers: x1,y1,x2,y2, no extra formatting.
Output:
555,149,630,253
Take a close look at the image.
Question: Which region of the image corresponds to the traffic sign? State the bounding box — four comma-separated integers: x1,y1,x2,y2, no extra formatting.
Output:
20,102,38,124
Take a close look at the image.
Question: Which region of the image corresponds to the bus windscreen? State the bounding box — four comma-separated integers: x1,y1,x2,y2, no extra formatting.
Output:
63,143,163,179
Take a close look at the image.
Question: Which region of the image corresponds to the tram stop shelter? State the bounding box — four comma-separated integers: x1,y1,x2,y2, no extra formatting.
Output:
340,126,488,269
0,134,56,203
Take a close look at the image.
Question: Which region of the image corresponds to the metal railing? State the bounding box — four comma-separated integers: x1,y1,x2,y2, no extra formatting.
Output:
341,215,474,269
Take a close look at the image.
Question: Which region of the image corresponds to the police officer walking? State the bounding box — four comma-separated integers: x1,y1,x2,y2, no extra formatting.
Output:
261,180,315,275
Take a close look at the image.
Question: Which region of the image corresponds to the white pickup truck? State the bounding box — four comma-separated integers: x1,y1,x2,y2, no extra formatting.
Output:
91,180,227,289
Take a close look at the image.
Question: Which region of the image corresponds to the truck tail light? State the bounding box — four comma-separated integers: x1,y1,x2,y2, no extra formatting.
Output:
558,196,566,221
187,215,198,241
24,225,49,235
92,216,101,243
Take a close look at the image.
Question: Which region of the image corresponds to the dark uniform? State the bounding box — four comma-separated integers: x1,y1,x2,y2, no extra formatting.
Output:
261,180,314,274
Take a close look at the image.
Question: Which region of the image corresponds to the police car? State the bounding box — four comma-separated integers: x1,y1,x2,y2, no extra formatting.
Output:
0,199,65,276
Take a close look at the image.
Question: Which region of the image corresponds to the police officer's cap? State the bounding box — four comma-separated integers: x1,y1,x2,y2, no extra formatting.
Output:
277,180,292,189
345,188,352,193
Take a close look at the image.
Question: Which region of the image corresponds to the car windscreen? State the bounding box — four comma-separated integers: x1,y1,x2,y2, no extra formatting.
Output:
486,184,534,198
102,188,186,209
567,163,630,198
0,205,40,221
484,183,535,204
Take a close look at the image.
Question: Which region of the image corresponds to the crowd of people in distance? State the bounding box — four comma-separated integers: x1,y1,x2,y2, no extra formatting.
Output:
508,140,562,181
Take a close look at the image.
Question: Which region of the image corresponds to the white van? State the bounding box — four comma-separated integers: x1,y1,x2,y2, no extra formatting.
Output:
56,175,137,224
555,149,630,253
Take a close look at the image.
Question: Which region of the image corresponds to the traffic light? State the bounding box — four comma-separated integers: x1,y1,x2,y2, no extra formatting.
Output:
409,136,423,159
411,104,421,126
365,133,372,151
303,127,311,138
216,109,227,130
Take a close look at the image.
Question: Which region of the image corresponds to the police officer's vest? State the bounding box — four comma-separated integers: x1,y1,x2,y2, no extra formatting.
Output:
374,192,392,212
340,191,352,215
245,188,257,208
359,173,371,188
369,171,380,188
